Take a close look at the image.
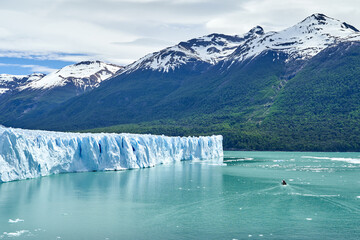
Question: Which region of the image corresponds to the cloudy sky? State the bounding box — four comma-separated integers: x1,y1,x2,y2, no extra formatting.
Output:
0,0,359,74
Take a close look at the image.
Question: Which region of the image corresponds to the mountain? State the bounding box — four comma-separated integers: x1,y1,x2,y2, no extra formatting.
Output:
1,13,360,151
228,13,360,62
20,60,122,91
0,61,122,95
124,26,265,73
0,73,45,95
0,61,122,127
123,13,359,74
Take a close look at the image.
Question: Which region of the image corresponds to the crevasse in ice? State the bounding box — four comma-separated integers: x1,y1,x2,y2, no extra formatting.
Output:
0,126,223,182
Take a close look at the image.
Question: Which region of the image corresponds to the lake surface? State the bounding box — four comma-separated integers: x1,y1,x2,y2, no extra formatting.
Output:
0,151,359,239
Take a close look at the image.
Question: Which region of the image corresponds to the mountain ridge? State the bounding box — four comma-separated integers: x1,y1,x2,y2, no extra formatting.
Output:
121,13,360,74
0,61,122,95
1,13,360,151
2,14,358,84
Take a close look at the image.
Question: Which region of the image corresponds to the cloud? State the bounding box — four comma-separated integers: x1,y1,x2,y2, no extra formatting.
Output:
0,63,57,74
113,38,175,47
204,0,360,33
22,65,57,74
0,0,359,67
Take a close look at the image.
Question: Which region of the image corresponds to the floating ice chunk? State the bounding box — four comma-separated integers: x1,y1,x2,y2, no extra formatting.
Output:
8,219,24,223
3,230,29,237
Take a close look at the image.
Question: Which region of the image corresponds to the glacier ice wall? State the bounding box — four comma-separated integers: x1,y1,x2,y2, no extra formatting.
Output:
0,126,223,182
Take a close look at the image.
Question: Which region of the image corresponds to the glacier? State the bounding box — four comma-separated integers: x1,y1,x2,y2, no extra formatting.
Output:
0,126,223,183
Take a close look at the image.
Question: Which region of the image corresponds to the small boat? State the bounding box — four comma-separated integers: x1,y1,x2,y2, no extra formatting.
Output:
282,180,287,185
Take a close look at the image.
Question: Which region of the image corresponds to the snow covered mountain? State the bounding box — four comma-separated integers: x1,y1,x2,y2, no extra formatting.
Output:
0,61,123,128
0,73,44,94
124,26,264,73
21,60,123,91
229,13,360,62
123,14,360,73
2,14,358,87
0,61,122,96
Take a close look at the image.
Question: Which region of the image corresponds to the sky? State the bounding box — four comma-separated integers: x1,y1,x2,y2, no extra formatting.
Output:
0,0,359,75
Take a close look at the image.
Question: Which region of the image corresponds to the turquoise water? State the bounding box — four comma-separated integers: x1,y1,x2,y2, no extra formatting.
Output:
0,151,359,239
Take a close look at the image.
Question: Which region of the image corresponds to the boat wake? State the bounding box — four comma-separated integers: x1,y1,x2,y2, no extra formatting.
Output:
256,184,360,214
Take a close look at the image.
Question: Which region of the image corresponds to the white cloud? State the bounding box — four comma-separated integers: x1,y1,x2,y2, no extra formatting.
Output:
22,65,58,74
0,63,57,74
0,0,359,66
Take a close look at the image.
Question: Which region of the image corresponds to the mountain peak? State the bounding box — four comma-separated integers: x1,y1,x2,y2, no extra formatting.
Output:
227,13,360,63
300,13,359,32
299,13,334,25
310,13,329,21
124,32,254,73
74,60,101,66
21,61,123,90
300,13,340,26
248,26,265,35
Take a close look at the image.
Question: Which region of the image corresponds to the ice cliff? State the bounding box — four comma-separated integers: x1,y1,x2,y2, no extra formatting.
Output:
0,127,223,182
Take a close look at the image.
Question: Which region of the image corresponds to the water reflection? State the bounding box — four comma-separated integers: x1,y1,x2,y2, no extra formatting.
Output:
0,161,224,239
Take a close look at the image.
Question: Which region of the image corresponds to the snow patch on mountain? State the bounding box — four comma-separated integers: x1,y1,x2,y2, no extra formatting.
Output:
124,26,265,73
22,61,123,90
0,73,44,95
123,14,360,73
230,13,360,62
0,74,28,83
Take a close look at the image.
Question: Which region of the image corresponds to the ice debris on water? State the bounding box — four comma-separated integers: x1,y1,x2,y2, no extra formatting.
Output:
8,218,24,223
3,230,29,237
